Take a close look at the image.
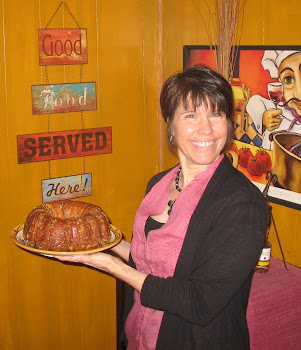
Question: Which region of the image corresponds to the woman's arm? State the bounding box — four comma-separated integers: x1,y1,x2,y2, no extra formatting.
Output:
55,251,147,293
140,195,269,326
110,239,131,262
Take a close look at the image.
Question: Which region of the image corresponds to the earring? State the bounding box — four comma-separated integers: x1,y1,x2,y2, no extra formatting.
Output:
169,135,176,144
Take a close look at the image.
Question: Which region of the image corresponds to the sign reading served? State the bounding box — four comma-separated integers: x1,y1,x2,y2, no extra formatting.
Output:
17,127,112,164
32,82,96,115
42,173,92,203
39,28,88,65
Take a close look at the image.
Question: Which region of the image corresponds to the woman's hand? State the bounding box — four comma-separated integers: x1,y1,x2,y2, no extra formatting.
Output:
55,251,147,293
55,252,117,274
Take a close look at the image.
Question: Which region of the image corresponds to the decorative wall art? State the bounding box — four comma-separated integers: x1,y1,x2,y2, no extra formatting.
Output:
17,127,112,163
38,28,88,65
17,2,112,203
31,82,97,114
42,173,92,203
184,45,301,210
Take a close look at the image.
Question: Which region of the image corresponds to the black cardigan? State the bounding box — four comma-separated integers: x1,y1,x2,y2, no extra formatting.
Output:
124,157,269,349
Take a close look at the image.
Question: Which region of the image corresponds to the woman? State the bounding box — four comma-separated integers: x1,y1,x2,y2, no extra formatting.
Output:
56,66,269,349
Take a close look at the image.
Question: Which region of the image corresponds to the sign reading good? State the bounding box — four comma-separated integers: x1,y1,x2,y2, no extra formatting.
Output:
32,82,96,115
39,28,88,65
17,127,112,164
42,173,92,203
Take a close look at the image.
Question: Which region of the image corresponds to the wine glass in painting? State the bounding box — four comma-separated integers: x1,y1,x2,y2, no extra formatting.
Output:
267,82,283,109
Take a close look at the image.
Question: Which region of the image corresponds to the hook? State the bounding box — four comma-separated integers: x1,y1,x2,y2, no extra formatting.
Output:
263,171,278,200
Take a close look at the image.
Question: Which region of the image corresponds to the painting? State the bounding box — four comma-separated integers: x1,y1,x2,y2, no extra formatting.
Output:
184,45,301,210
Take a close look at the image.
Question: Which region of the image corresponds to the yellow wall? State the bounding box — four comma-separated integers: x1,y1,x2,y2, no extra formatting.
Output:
0,0,159,349
160,0,301,268
1,0,300,349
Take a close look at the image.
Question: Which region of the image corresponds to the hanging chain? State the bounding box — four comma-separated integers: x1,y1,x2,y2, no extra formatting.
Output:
43,2,86,177
44,65,52,179
80,63,83,82
48,110,51,179
45,2,64,29
45,2,81,29
80,64,84,129
80,63,86,174
82,156,86,174
81,107,86,174
62,2,81,28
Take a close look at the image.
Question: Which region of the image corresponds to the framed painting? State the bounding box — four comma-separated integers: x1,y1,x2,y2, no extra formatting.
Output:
184,45,301,210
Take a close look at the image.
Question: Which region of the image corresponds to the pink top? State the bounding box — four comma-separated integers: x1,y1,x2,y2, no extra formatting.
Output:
125,155,223,350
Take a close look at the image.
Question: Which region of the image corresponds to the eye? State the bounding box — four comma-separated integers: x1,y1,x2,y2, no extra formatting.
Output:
185,114,197,119
282,75,295,85
210,112,223,118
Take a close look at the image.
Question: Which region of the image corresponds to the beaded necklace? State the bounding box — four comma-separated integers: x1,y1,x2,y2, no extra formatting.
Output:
167,166,182,215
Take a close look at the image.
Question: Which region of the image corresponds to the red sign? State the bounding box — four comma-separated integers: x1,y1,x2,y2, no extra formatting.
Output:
39,28,88,65
17,127,112,164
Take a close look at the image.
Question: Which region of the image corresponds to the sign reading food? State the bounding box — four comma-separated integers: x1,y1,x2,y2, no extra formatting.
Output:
42,173,92,203
39,28,88,65
31,82,96,115
17,127,112,163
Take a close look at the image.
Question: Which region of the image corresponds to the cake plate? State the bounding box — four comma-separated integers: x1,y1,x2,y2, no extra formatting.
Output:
10,224,122,256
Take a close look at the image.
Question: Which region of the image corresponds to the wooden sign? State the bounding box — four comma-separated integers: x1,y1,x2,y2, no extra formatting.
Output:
32,82,96,115
39,28,88,65
42,173,92,203
17,127,112,164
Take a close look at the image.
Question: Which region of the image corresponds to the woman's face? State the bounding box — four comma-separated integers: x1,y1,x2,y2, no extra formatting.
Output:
171,100,228,170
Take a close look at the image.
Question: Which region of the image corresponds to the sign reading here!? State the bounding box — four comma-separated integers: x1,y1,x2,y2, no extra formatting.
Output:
39,28,88,65
42,173,92,203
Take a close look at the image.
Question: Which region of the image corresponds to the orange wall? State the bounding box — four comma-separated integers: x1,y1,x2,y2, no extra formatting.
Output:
0,1,159,349
160,0,301,268
1,1,300,349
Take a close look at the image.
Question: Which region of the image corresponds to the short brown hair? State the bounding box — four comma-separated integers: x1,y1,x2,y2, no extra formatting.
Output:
160,66,234,152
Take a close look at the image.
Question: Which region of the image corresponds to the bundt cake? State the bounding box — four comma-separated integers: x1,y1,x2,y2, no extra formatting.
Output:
23,199,111,252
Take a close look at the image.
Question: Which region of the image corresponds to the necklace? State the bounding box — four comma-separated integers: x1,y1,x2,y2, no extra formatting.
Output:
167,166,182,215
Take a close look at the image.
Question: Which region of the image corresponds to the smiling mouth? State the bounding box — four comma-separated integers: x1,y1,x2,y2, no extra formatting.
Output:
191,141,215,148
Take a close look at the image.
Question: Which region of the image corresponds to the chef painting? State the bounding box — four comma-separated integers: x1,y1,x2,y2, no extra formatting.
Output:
246,50,301,150
184,46,301,204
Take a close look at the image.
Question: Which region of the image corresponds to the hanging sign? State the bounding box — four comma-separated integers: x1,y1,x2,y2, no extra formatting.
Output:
39,28,88,65
32,82,96,115
42,173,92,203
17,127,112,164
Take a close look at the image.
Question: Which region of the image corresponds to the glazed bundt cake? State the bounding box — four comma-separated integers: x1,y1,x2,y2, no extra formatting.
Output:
23,199,111,252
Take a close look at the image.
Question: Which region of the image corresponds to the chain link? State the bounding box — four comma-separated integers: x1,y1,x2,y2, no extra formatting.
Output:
83,156,86,175
48,113,51,179
44,65,49,84
80,111,85,130
45,64,51,178
48,160,52,179
80,64,83,83
45,1,81,29
43,2,85,179
45,2,64,29
63,2,81,28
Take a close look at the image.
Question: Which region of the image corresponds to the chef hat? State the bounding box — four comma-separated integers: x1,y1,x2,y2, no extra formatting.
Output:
261,50,300,79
